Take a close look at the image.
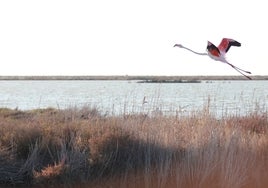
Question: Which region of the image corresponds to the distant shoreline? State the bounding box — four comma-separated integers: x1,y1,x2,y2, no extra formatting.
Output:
0,75,268,81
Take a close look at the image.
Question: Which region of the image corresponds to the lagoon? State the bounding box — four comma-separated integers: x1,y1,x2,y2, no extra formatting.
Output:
0,80,267,116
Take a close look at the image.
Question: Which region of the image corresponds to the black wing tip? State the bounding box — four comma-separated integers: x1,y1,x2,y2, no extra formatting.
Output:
230,40,241,47
225,40,241,52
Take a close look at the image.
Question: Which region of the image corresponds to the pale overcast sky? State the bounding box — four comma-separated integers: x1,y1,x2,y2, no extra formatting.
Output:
0,0,267,76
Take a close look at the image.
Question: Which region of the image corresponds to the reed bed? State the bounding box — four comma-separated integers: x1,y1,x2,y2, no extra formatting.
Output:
0,106,268,188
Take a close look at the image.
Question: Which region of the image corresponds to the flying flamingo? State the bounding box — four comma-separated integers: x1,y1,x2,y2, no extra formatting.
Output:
174,38,252,79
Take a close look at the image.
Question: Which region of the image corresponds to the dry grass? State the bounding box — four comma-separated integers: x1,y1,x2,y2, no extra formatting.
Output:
0,106,268,187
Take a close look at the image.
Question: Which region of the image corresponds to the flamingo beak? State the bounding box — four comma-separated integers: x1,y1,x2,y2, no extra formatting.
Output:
174,44,182,48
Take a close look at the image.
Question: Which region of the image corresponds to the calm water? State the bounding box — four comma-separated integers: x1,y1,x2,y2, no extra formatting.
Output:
0,80,268,116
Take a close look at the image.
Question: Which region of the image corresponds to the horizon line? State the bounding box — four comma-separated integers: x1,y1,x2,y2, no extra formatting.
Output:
0,75,268,81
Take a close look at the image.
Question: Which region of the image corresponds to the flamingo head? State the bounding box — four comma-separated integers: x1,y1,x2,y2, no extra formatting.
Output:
173,44,183,48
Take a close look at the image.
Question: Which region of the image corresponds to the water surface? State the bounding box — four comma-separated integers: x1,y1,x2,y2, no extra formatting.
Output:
0,80,267,116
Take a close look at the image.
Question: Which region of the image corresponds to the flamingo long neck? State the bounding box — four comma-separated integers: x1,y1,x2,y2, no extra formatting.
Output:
181,46,207,56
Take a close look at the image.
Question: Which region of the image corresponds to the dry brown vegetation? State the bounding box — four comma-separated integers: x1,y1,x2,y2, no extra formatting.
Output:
0,106,268,187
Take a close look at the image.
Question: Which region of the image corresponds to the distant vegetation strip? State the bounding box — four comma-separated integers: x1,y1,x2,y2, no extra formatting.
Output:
0,75,268,81
137,79,201,83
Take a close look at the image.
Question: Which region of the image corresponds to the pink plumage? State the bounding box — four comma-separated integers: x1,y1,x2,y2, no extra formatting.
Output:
218,38,241,53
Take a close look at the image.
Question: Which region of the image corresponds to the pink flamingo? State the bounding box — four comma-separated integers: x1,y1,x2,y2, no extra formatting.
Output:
174,38,252,79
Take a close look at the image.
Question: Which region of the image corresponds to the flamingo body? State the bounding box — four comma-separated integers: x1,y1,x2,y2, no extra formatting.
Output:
206,38,241,61
174,38,252,79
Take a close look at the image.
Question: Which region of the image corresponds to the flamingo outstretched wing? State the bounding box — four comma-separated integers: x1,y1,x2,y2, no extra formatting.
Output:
218,38,241,53
207,41,221,57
